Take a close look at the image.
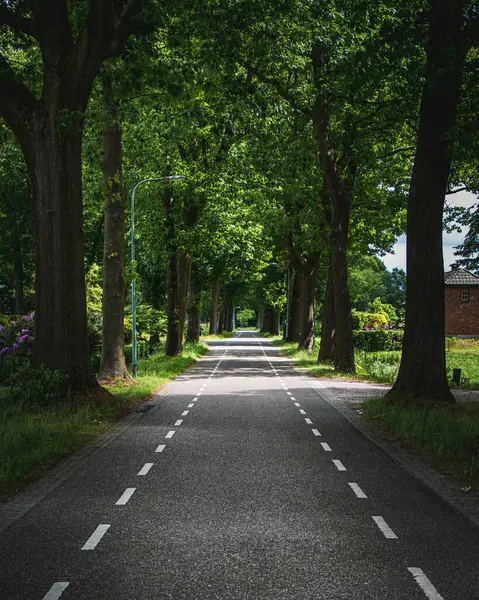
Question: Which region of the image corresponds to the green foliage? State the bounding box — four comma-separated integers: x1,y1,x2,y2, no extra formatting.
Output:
85,263,103,313
236,308,255,327
9,365,68,407
370,297,398,324
353,329,403,351
351,310,388,330
124,303,167,343
124,341,150,364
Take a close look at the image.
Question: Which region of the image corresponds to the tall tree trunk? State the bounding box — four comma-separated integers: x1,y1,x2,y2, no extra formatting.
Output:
269,309,280,336
262,307,271,333
209,280,221,334
178,250,192,349
311,46,355,373
225,295,234,332
187,271,201,342
219,292,231,334
297,257,317,352
388,0,465,405
99,83,128,381
319,256,335,363
12,235,24,315
28,124,98,390
288,270,301,342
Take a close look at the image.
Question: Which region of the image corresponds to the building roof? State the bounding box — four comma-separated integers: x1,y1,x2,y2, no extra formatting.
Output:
444,268,479,286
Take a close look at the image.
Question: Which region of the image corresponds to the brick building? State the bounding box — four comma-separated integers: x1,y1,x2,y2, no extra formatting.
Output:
444,268,479,337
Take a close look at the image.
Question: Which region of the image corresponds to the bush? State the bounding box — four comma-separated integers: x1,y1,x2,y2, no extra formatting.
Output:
351,310,388,330
124,341,149,364
9,364,68,406
0,314,35,382
87,310,102,353
353,329,403,351
369,297,398,324
124,304,167,344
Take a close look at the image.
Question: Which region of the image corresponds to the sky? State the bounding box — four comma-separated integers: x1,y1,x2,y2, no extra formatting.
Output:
381,190,477,272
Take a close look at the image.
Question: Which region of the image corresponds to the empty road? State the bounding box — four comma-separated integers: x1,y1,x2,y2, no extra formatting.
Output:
0,332,478,599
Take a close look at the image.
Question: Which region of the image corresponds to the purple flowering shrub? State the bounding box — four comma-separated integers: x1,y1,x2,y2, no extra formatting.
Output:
0,315,35,382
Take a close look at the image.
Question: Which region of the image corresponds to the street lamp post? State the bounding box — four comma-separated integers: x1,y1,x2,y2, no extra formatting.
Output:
130,175,185,377
232,306,241,331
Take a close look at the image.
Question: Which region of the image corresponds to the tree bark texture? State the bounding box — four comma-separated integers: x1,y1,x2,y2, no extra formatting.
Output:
297,259,317,352
0,2,146,393
318,256,335,363
98,89,128,381
311,47,355,373
269,309,280,336
219,292,232,333
187,269,201,343
388,0,465,404
209,280,220,334
287,269,302,342
164,186,192,356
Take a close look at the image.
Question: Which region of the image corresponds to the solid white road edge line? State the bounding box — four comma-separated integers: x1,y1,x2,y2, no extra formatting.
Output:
321,443,332,452
165,430,175,439
332,459,346,470
372,516,398,539
348,482,367,498
81,524,110,550
407,567,445,600
42,582,70,600
155,444,166,452
115,488,136,506
138,463,153,476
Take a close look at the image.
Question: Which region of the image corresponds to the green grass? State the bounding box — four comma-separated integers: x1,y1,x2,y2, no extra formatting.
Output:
0,341,207,494
362,397,479,488
274,339,479,388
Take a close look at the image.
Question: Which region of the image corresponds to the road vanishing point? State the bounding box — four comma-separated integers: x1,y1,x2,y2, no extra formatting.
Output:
0,332,478,599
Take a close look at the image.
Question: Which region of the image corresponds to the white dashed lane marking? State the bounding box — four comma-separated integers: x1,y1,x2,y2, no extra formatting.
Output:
115,488,136,505
81,524,110,550
348,482,367,498
174,420,183,426
138,463,153,476
312,429,321,437
299,409,306,414
181,410,189,416
287,391,292,396
321,443,332,452
42,582,70,600
408,568,445,600
155,444,166,453
372,516,398,539
188,403,194,408
165,431,175,439
192,397,198,401
295,403,301,407
305,418,313,424
332,459,346,471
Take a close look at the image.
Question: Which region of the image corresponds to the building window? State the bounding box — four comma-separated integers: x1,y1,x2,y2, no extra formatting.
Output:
462,290,469,303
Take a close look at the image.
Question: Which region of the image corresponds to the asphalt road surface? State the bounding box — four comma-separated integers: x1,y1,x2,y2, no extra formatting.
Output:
0,332,478,600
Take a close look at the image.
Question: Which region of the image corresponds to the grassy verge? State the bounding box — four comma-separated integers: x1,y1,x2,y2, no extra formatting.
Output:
273,339,479,388
362,397,479,490
0,341,207,495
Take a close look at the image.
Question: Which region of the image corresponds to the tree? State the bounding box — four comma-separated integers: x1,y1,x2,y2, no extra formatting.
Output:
387,0,467,405
98,70,129,381
0,1,150,392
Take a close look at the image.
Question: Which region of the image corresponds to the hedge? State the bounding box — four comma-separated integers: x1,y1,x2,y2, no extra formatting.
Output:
353,329,403,352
